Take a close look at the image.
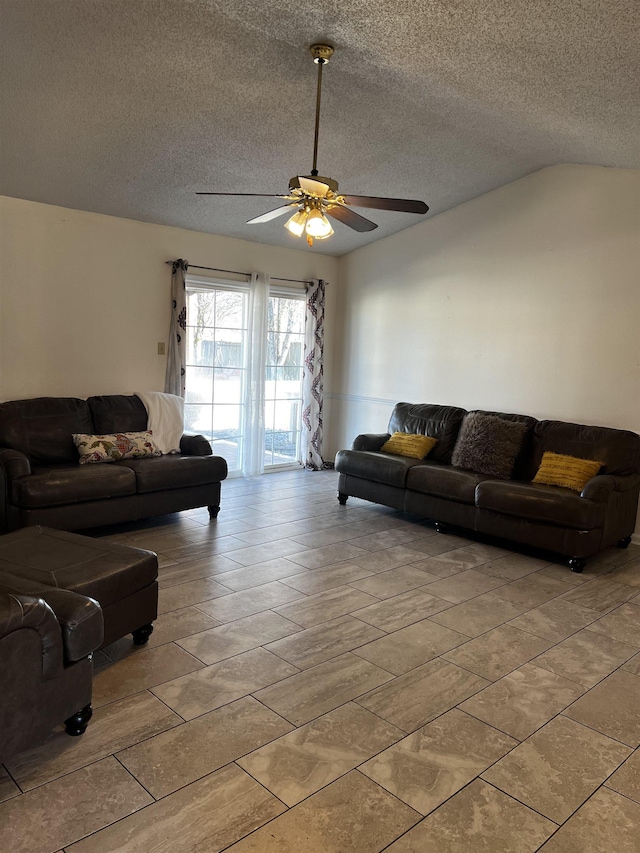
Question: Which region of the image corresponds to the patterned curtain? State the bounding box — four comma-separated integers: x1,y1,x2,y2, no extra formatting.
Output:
164,259,188,396
302,278,331,470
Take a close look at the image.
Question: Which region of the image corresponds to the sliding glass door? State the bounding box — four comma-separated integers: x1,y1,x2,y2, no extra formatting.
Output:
184,278,305,474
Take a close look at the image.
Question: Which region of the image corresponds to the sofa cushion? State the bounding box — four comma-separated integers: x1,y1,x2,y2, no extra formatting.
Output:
452,412,529,479
533,452,603,492
117,454,228,493
387,403,467,464
335,449,428,488
380,433,438,459
0,397,93,465
73,432,161,464
406,464,492,505
475,480,605,530
531,421,640,478
11,464,136,508
87,395,148,434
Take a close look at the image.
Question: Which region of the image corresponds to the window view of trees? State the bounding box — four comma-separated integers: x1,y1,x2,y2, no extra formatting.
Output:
184,286,305,472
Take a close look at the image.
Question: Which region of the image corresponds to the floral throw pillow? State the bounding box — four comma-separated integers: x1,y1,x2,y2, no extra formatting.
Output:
73,431,162,464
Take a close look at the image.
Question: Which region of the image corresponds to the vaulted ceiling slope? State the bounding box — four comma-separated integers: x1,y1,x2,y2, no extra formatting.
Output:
1,1,638,256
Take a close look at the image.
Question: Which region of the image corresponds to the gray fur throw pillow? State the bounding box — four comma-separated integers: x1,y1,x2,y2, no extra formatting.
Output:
451,412,528,479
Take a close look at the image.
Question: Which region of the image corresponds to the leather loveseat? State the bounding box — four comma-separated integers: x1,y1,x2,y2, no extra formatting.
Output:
0,394,228,532
335,403,640,571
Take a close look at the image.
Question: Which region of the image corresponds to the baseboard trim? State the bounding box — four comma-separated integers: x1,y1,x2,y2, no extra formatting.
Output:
632,533,640,546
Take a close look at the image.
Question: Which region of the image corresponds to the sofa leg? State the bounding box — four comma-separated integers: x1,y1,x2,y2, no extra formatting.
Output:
618,536,632,549
434,521,449,534
208,505,220,519
338,492,348,506
132,623,154,645
64,704,93,737
568,557,586,574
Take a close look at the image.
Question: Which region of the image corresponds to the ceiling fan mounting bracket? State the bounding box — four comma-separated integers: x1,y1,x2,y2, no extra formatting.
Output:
310,44,334,64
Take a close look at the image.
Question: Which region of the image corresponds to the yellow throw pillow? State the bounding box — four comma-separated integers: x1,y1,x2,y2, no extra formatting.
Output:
381,432,438,460
533,451,603,492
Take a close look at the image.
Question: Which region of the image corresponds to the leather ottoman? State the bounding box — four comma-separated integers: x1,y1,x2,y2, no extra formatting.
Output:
0,526,158,647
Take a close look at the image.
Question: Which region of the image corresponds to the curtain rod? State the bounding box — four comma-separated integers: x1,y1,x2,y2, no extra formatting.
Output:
165,261,310,285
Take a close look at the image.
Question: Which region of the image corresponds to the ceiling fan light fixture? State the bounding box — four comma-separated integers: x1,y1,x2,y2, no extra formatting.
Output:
305,207,333,239
284,208,309,237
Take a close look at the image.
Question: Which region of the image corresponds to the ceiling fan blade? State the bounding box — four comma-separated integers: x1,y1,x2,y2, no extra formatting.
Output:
298,176,330,198
246,204,298,225
196,192,291,198
325,204,378,233
341,195,429,214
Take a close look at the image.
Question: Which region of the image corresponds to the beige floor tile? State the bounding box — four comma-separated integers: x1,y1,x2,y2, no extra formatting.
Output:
443,625,553,681
91,643,205,707
586,602,640,646
224,770,420,853
5,692,181,791
205,557,308,590
353,588,453,632
409,548,496,578
357,659,489,733
286,541,370,569
349,565,440,598
254,653,394,725
287,525,367,549
0,757,152,853
459,663,585,740
238,703,402,806
123,530,192,552
460,541,512,560
177,610,302,664
385,779,555,852
430,592,528,636
361,708,516,815
405,537,468,557
479,552,552,580
348,545,438,573
491,573,573,608
560,575,639,612
265,615,384,669
281,561,374,593
605,556,640,588
65,763,286,853
217,538,310,566
483,715,631,823
157,553,240,587
606,749,640,804
157,576,233,613
422,569,508,603
538,787,640,852
353,618,469,675
348,528,434,551
533,629,638,687
151,647,299,720
117,695,293,798
102,606,220,660
623,651,640,674
0,767,19,804
564,669,640,746
507,599,599,642
195,580,305,622
274,585,380,627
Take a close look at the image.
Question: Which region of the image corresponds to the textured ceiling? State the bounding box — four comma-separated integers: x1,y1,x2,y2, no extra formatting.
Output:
1,0,639,256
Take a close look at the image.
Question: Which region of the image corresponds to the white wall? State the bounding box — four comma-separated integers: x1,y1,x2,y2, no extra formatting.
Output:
0,197,338,401
331,164,640,534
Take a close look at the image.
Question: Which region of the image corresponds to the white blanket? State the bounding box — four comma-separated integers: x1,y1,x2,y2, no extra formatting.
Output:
135,391,184,454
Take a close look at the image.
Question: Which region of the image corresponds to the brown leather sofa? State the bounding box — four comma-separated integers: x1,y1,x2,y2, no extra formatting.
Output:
0,394,228,532
0,586,102,761
335,403,640,571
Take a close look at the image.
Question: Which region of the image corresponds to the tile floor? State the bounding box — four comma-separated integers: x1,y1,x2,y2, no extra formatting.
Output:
1,468,640,852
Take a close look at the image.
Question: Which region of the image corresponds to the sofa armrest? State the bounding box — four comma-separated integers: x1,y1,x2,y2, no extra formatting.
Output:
0,448,31,481
353,433,390,452
180,434,213,456
0,592,63,680
581,473,640,502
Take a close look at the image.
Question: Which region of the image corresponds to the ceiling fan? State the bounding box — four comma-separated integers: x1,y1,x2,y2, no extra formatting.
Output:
197,44,429,246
